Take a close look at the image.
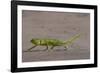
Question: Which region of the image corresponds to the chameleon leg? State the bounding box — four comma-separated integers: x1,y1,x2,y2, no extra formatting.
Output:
43,42,49,51
43,45,48,51
64,46,68,50
50,46,55,50
27,45,37,51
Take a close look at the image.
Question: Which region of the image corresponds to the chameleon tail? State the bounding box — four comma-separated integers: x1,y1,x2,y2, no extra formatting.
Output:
64,34,81,46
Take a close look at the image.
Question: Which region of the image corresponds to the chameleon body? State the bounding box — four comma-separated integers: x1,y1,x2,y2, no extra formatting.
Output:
27,34,81,51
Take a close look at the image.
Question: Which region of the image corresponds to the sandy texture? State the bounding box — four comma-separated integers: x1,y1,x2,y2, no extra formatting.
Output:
22,10,90,62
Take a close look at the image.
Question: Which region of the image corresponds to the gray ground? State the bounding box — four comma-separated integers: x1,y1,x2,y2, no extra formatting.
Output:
22,10,90,62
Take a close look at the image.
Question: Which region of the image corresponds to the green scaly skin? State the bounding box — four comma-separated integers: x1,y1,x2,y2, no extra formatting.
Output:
27,34,81,51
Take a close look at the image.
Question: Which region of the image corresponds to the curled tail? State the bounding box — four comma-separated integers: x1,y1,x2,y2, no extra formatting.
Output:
64,34,81,46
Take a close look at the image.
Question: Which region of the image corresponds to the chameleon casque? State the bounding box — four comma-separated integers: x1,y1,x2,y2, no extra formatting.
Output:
27,34,81,51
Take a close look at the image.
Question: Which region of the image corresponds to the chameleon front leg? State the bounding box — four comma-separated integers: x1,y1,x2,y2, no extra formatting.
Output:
43,42,49,51
64,46,68,50
46,45,48,50
27,45,37,51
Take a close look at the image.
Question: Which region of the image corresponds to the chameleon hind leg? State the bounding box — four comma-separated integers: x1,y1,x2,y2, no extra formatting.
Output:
27,45,37,51
50,46,55,50
43,45,49,51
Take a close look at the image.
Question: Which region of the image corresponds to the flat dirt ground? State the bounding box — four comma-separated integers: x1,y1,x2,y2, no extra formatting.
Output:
22,10,90,62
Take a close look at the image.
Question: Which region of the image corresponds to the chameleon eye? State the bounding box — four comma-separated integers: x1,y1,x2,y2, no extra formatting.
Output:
30,39,33,42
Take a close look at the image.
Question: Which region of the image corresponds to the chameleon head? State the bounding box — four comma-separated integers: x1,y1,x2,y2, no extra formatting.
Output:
30,39,34,43
30,39,41,45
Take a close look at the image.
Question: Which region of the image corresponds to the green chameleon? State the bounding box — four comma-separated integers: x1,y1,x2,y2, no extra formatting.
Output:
27,34,81,51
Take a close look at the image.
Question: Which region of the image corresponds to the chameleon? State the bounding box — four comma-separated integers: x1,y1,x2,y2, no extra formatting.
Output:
27,34,81,51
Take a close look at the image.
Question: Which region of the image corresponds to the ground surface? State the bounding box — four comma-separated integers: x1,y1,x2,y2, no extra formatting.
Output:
22,10,90,62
